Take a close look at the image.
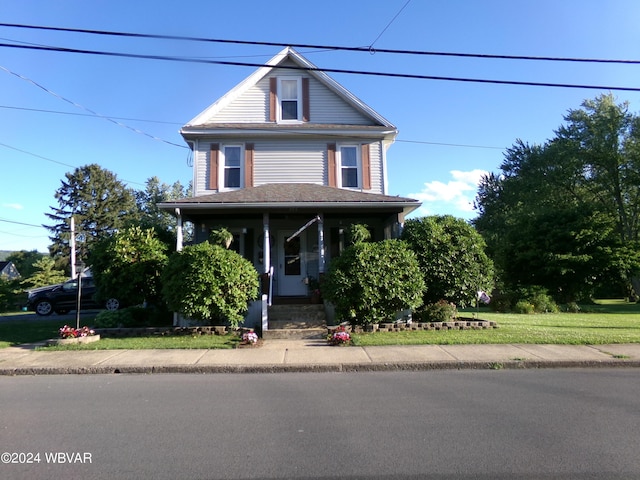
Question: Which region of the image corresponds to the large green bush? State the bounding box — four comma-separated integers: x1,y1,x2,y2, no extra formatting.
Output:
89,226,169,307
401,215,494,307
161,242,259,326
322,239,424,325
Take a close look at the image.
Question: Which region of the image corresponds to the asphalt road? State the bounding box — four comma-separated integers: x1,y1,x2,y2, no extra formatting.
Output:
1,369,639,479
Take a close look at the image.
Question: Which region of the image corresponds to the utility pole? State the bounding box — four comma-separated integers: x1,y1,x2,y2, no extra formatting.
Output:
70,216,76,278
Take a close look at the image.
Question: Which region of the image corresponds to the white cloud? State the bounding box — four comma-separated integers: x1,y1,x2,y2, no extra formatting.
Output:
408,169,488,219
2,203,24,210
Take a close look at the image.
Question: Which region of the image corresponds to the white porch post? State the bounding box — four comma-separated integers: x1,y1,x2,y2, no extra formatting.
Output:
263,213,270,274
175,208,183,252
317,213,325,274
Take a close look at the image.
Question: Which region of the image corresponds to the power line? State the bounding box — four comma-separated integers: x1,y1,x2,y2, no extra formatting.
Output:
2,104,507,151
1,42,639,92
0,64,188,149
369,0,412,49
1,22,639,65
0,105,182,125
0,217,44,228
0,142,146,186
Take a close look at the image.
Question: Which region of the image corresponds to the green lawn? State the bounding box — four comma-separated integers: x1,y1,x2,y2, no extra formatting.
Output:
0,318,64,348
40,334,241,351
2,300,640,349
0,313,239,350
352,302,640,346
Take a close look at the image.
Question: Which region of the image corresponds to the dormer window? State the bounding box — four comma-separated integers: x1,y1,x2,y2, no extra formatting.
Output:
270,76,310,123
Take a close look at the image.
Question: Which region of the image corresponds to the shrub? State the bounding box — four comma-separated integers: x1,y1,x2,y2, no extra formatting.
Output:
513,300,535,314
89,226,169,307
401,216,494,307
93,305,173,328
322,239,424,325
415,300,458,322
564,301,581,313
161,242,259,327
0,277,22,313
529,292,559,313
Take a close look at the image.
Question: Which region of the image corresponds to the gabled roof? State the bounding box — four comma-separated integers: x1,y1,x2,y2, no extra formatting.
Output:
158,183,420,215
0,261,20,280
183,47,395,129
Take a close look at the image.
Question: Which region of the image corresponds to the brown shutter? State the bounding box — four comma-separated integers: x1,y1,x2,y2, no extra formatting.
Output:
269,77,277,122
244,143,254,188
327,143,336,187
361,143,371,190
209,143,219,190
302,77,310,122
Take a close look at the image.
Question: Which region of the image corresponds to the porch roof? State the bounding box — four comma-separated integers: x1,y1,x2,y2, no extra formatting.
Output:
158,183,420,215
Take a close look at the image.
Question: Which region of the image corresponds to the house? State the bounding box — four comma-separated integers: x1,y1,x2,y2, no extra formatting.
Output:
0,261,20,281
158,47,420,327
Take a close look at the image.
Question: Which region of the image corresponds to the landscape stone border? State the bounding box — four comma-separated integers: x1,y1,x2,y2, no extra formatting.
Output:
329,318,498,334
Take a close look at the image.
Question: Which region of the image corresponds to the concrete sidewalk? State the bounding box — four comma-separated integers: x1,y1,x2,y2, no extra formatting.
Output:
1,340,640,375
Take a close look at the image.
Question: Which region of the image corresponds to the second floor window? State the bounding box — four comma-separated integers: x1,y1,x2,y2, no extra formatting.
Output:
223,145,242,189
339,146,359,188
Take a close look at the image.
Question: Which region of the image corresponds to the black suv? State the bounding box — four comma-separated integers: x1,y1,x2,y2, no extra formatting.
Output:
27,277,120,316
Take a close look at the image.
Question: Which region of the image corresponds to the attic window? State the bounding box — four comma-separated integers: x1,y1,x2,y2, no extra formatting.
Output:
280,79,299,120
271,76,309,123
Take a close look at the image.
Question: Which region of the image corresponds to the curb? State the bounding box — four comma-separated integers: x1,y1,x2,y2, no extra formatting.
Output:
2,359,640,376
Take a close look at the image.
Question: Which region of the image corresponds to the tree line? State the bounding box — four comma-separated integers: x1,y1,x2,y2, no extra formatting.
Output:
474,93,640,305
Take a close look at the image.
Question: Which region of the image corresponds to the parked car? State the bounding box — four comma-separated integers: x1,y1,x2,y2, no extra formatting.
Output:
26,276,120,316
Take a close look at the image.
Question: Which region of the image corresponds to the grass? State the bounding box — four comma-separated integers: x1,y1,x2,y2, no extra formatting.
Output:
0,318,65,348
40,334,241,351
0,312,240,350
2,300,640,349
351,302,640,347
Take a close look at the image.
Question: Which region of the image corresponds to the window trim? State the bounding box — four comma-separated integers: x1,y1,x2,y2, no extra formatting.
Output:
219,144,244,191
336,144,361,189
277,76,303,123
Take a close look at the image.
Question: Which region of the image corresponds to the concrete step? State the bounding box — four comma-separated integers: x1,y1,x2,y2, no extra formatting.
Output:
268,304,326,323
265,304,327,340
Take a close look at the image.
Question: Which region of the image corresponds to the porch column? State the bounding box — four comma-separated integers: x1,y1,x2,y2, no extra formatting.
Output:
175,208,183,252
263,213,271,274
317,213,325,274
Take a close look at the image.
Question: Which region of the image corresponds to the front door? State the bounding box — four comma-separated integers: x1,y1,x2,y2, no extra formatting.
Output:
277,231,307,296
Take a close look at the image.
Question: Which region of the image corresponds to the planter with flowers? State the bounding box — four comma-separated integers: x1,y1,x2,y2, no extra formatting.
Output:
327,325,351,346
237,329,260,348
46,325,100,346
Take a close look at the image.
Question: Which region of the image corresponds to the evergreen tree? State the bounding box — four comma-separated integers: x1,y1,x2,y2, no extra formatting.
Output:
45,164,138,271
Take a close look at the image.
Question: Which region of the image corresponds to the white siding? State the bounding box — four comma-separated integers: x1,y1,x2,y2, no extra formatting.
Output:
214,81,269,123
193,139,385,196
306,76,373,125
212,65,376,125
254,140,325,185
369,141,383,193
194,146,210,195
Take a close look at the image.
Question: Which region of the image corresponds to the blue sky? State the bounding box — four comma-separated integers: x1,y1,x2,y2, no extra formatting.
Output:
1,0,640,253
